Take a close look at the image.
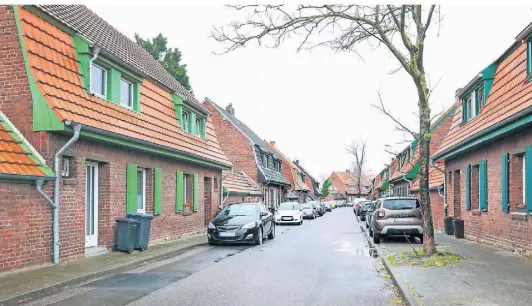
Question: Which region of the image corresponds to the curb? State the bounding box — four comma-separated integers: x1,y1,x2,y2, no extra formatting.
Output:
1,240,208,306
360,222,420,306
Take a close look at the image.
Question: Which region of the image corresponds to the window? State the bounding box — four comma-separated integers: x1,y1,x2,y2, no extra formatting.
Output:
61,156,72,178
262,154,267,167
477,86,485,109
137,168,146,213
465,97,473,121
471,165,480,210
90,63,106,98
182,112,189,131
348,184,355,190
195,118,201,136
120,79,133,108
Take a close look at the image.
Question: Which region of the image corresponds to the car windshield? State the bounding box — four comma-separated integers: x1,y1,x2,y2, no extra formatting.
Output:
301,204,313,209
279,202,299,210
383,199,420,210
218,204,257,217
362,203,371,209
308,201,319,207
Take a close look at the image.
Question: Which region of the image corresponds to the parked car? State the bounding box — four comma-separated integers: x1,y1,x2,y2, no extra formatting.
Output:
346,202,354,207
207,202,275,245
309,201,324,216
320,203,327,214
324,202,332,212
275,202,304,225
331,202,337,209
365,201,377,229
354,200,368,216
300,203,317,219
336,201,345,208
370,197,423,244
360,202,373,221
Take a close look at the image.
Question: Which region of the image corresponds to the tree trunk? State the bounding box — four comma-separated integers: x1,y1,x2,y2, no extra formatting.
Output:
415,73,437,255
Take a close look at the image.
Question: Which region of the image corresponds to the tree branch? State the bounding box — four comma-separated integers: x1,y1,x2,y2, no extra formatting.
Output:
371,92,417,138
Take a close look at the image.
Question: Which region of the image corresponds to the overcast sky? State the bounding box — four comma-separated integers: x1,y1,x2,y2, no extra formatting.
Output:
90,4,531,182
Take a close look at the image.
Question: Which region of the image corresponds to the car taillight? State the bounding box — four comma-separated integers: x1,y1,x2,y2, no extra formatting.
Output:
377,210,385,218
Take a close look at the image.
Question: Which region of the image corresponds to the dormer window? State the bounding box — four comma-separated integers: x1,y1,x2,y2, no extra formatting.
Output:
195,118,201,136
120,78,133,109
476,86,485,109
90,63,106,98
527,38,532,76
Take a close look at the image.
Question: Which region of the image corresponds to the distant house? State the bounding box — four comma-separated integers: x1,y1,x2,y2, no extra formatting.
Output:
204,99,291,209
266,141,311,203
0,5,230,273
433,22,532,254
325,170,371,202
222,170,264,205
293,160,322,201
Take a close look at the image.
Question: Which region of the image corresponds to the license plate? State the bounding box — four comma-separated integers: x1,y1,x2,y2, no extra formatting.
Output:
219,232,236,237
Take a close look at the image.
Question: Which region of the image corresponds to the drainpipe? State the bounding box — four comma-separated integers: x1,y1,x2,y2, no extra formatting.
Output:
53,123,81,264
220,168,234,209
402,174,413,196
36,178,55,209
88,47,101,93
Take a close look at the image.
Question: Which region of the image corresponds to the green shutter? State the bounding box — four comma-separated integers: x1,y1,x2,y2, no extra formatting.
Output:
501,153,509,213
465,164,471,210
193,173,199,212
462,100,466,123
176,171,184,213
154,168,162,215
526,146,532,212
479,160,488,212
126,163,138,214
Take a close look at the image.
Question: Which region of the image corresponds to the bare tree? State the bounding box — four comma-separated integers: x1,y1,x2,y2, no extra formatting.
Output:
346,139,367,199
213,5,439,255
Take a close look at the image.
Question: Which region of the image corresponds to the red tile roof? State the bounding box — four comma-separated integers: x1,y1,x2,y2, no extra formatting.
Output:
18,7,231,167
331,171,371,195
265,141,310,192
0,110,52,177
411,162,445,191
436,38,532,156
223,171,263,196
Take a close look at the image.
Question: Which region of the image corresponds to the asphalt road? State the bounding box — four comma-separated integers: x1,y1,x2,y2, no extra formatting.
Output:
25,208,400,306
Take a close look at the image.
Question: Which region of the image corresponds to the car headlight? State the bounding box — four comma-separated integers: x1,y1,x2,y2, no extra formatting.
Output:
241,222,256,229
208,222,216,229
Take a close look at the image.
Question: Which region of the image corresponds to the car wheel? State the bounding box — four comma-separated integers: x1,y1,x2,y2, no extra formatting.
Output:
418,234,424,244
373,232,381,244
299,220,303,225
365,223,369,228
255,227,263,245
268,223,275,239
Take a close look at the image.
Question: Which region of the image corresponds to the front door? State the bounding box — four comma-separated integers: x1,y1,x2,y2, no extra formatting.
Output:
85,162,99,247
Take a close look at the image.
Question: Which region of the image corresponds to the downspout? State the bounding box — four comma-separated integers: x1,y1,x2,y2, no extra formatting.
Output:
221,168,234,209
53,123,81,264
88,46,101,93
36,178,56,209
402,174,413,196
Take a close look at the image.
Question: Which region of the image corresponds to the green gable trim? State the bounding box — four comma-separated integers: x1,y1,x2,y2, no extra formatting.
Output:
0,110,54,177
72,126,231,169
13,5,64,132
172,93,184,128
379,180,389,191
434,111,532,161
72,34,90,93
430,105,457,133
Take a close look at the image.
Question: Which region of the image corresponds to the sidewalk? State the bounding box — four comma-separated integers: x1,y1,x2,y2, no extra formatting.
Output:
374,233,532,306
0,234,207,305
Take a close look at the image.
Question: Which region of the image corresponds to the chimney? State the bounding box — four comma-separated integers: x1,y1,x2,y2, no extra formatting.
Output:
346,169,351,173
270,141,276,147
226,103,235,116
294,160,299,164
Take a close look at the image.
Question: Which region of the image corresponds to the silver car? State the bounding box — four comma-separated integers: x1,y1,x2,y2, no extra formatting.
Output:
300,203,317,219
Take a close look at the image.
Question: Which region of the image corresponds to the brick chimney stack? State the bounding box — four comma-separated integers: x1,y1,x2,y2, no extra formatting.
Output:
226,103,235,116
270,141,276,147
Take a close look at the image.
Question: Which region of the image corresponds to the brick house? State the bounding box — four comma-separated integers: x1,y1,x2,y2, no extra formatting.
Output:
266,141,311,203
222,170,263,205
0,5,231,272
433,23,532,255
204,99,291,208
325,171,371,202
410,162,446,231
293,160,322,201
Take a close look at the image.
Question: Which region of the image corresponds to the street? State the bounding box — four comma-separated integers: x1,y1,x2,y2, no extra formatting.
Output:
23,209,401,306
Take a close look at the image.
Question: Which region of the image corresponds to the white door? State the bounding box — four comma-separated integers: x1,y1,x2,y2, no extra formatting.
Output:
85,162,99,247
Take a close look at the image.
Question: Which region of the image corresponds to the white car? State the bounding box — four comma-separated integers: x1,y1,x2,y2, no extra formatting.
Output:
275,202,304,225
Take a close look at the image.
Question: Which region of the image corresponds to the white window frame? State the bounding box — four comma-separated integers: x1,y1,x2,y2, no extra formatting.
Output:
90,63,107,99
183,174,189,204
182,112,189,132
137,168,146,213
120,78,134,109
195,118,201,136
477,86,485,108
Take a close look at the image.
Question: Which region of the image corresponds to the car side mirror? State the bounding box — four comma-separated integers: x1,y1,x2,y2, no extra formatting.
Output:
260,212,268,217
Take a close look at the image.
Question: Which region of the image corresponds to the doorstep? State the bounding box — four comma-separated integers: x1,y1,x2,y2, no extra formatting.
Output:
0,233,208,305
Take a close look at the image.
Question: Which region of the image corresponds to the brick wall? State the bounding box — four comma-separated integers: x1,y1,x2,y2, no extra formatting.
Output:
225,195,263,205
0,183,53,273
445,129,532,256
412,189,445,232
204,102,259,183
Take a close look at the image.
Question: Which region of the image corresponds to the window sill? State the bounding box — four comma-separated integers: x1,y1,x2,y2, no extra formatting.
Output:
182,211,193,216
510,212,528,221
62,178,77,186
471,210,481,216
